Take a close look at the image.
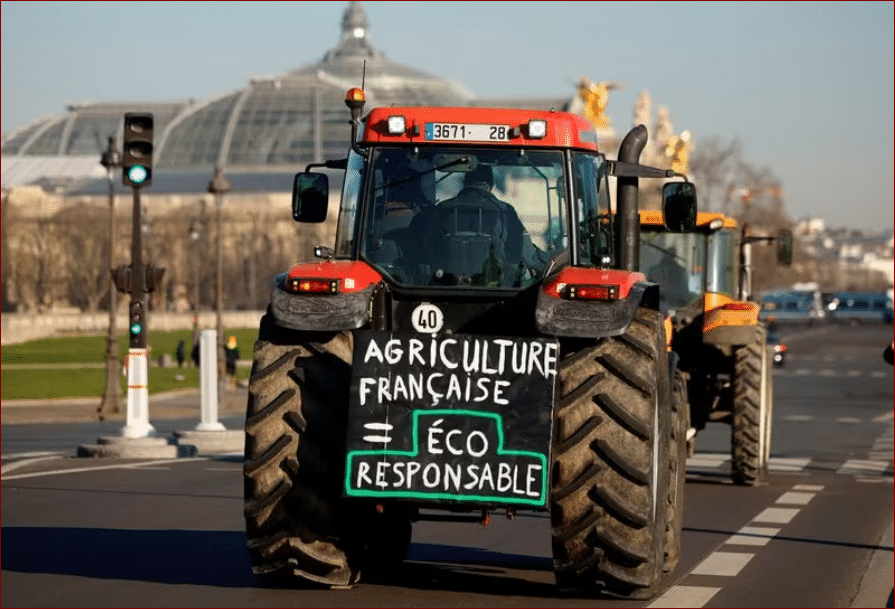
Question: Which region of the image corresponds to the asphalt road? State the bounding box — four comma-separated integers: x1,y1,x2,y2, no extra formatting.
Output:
2,322,892,607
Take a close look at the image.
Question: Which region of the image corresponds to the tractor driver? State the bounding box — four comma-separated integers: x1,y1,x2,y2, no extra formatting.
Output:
648,246,693,308
408,164,541,286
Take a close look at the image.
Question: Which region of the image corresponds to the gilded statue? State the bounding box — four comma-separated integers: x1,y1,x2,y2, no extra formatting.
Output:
578,77,621,129
665,130,692,174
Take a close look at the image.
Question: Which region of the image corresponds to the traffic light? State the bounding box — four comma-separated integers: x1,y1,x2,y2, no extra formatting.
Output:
129,299,146,348
122,113,154,188
112,265,131,294
143,265,165,293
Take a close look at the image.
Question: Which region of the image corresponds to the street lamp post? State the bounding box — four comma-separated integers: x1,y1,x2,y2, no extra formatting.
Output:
189,220,202,321
207,166,231,400
98,136,121,419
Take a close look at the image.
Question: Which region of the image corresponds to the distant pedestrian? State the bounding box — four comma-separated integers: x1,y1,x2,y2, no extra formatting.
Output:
175,340,186,368
190,318,200,368
225,335,240,382
884,341,894,366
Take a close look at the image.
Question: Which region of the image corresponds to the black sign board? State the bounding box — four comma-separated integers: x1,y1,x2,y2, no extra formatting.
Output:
344,331,557,508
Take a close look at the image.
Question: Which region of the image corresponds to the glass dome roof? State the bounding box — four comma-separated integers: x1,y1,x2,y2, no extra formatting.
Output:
2,2,473,181
156,1,472,171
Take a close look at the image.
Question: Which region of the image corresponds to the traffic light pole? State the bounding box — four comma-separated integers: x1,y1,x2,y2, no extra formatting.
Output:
123,185,154,438
98,136,121,419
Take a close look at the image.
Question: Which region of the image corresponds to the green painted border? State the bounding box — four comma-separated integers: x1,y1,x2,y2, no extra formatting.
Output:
345,409,548,507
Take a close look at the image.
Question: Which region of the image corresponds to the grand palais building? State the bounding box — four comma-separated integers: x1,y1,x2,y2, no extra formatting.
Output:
1,2,676,316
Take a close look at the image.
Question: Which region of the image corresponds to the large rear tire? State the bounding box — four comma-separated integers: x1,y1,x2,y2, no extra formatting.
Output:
243,314,363,587
551,308,671,599
664,368,688,573
730,327,771,486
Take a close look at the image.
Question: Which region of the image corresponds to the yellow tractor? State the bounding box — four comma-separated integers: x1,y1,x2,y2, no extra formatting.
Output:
639,211,792,485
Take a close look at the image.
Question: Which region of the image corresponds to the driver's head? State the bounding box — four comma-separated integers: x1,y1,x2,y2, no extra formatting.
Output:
463,164,493,191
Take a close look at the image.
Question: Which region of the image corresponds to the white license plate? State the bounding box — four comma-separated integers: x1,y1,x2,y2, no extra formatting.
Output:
425,123,510,142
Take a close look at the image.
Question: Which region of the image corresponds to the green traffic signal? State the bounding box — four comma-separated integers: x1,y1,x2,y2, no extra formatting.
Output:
128,165,149,185
130,322,142,335
122,113,154,188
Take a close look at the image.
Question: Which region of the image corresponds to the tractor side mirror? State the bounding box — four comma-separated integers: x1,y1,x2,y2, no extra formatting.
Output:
292,172,329,223
776,228,793,267
662,182,698,232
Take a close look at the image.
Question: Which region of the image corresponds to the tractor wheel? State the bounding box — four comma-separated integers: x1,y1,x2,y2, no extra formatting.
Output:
664,368,689,574
243,313,362,587
730,327,771,486
551,308,671,599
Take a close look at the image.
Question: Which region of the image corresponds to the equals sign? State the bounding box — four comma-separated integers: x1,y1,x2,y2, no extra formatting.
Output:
363,422,393,444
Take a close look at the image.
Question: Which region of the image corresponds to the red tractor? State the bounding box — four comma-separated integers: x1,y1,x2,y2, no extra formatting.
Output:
243,87,697,598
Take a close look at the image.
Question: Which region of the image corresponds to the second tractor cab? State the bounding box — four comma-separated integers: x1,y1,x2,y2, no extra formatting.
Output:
639,212,792,486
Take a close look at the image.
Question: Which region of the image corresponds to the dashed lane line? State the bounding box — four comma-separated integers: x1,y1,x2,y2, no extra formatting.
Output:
726,526,781,547
775,491,815,505
649,585,722,608
690,552,755,577
649,484,824,608
753,507,801,524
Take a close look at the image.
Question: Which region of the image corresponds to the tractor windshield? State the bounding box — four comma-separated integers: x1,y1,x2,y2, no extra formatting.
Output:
640,228,706,311
706,228,737,299
344,146,570,289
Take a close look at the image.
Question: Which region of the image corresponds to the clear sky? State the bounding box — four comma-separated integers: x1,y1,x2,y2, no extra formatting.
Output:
2,1,892,232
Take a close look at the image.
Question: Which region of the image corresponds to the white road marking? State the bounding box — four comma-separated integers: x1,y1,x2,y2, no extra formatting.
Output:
753,507,800,524
1,451,65,459
775,491,815,505
691,551,755,576
726,526,781,546
647,585,721,608
770,457,811,472
837,459,891,475
0,458,206,481
856,477,894,484
792,484,824,491
1,454,65,475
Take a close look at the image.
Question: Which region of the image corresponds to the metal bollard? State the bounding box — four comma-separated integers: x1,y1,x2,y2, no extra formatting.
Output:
197,329,226,431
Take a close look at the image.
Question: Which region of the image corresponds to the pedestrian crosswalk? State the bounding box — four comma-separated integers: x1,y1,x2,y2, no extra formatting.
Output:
687,452,893,480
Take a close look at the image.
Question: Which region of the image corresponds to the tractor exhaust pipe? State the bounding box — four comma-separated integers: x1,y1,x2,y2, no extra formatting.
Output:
616,124,648,272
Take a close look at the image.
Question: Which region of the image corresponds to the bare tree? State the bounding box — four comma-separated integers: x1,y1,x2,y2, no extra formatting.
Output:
55,205,109,312
689,136,743,214
6,216,62,312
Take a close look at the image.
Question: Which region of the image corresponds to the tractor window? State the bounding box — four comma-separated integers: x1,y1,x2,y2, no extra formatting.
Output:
707,228,737,298
571,152,612,267
335,150,366,258
640,228,705,310
357,146,564,289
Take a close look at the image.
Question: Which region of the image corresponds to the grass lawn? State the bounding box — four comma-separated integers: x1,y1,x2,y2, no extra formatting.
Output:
2,327,256,400
2,327,260,365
